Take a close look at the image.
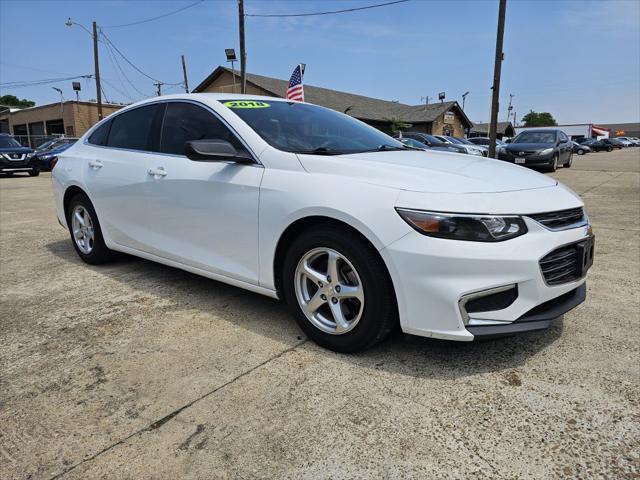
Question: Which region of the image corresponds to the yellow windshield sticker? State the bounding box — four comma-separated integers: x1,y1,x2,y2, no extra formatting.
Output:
223,100,270,109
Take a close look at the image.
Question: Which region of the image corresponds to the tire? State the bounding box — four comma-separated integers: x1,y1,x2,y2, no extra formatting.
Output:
577,149,585,155
66,193,113,265
565,154,573,168
282,224,397,352
28,170,40,177
548,154,558,172
606,146,613,152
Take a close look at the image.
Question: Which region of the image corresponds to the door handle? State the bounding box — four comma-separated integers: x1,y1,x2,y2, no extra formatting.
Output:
88,160,103,169
147,167,167,177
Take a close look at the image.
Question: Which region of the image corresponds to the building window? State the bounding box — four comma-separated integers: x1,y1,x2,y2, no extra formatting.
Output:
46,119,65,135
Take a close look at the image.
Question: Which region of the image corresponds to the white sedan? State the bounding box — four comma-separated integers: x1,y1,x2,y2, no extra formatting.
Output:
51,94,594,352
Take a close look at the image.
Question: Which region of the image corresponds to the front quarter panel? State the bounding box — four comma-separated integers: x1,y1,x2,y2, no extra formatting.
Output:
258,161,412,291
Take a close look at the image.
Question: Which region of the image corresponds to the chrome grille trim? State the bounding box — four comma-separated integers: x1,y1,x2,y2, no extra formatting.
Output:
528,207,587,231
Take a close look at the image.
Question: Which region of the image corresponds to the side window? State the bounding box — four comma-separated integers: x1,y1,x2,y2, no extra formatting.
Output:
88,120,111,146
560,132,568,142
160,102,246,156
107,104,162,151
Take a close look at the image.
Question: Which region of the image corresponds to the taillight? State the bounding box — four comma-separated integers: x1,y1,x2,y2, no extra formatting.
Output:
50,156,59,170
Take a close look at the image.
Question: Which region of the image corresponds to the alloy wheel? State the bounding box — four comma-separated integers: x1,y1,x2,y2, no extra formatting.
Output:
71,205,95,254
294,247,365,335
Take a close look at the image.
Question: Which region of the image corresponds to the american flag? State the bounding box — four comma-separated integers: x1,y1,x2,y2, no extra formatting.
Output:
286,64,304,102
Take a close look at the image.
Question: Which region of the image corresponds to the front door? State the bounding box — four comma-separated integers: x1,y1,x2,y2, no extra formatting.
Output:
143,101,264,285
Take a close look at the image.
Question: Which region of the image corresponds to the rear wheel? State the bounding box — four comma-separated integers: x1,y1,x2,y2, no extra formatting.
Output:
606,146,613,152
66,193,114,265
577,149,585,155
564,153,573,168
28,170,40,177
282,225,397,352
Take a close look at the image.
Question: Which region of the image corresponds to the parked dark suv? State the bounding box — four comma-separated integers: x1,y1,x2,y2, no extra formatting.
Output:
0,134,38,176
500,129,572,172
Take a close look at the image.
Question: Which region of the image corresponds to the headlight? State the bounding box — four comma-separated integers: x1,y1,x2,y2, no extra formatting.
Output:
539,148,554,155
396,208,528,242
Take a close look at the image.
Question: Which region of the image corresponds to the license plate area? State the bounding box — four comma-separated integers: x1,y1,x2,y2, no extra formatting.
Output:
515,157,525,164
576,236,595,276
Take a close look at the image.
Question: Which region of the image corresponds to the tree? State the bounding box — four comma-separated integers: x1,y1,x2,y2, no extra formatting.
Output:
0,95,35,108
385,116,412,134
521,110,557,127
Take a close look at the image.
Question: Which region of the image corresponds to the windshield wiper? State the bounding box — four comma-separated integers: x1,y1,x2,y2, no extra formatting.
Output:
295,147,346,156
356,144,410,153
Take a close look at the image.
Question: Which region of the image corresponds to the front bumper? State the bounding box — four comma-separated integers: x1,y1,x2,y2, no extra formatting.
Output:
0,157,38,172
500,151,554,166
382,217,591,341
466,283,585,338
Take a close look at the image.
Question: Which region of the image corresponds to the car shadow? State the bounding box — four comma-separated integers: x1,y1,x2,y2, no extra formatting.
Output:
46,239,563,381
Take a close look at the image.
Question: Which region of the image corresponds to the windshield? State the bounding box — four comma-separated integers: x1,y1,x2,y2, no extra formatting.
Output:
513,131,557,144
453,137,473,145
0,136,22,148
221,100,405,154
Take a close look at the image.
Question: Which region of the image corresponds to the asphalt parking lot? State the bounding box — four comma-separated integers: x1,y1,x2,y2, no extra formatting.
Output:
1,149,639,479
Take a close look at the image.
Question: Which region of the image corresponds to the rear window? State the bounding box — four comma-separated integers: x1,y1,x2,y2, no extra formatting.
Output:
107,104,162,151
88,120,111,146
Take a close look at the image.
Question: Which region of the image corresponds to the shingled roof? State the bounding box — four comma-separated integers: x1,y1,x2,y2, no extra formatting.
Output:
193,66,472,127
470,121,516,137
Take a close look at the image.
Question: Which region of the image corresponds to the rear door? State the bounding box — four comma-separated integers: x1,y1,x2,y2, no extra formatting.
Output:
143,101,264,285
83,103,162,250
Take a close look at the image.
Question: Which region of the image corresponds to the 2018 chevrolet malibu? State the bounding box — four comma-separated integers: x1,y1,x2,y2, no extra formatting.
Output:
51,94,594,352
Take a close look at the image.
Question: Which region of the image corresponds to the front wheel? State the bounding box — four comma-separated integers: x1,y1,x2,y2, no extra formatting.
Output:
606,146,613,152
28,170,40,177
548,154,558,172
66,193,114,265
282,225,397,352
577,149,585,155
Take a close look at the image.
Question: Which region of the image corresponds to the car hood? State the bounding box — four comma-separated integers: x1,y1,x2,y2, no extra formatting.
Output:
297,150,558,194
506,143,553,152
0,146,32,154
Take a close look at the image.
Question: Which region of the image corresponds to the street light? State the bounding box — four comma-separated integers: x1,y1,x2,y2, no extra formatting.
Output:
462,91,470,111
52,87,64,116
225,48,238,94
66,17,103,119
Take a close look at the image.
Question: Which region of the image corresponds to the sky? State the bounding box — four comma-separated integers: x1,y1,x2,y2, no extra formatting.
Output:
1,0,639,124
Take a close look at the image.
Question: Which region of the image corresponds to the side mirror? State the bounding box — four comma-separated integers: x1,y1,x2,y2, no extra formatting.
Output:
504,138,512,143
185,139,254,163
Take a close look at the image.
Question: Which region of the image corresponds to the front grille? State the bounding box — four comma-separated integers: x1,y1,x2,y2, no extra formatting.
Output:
529,207,585,230
540,244,581,285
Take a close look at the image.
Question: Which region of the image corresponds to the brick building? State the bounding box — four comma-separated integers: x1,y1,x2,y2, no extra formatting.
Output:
0,101,123,146
193,66,473,137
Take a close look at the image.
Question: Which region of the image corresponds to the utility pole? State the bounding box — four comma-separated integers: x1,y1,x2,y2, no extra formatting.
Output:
238,0,247,94
181,55,189,93
154,82,163,96
92,21,103,120
421,96,430,110
488,0,507,159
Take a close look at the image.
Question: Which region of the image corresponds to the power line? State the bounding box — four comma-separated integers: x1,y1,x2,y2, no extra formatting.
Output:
99,30,183,86
0,75,92,89
102,0,205,28
246,0,409,18
102,36,148,100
